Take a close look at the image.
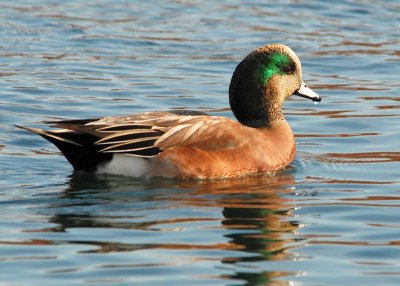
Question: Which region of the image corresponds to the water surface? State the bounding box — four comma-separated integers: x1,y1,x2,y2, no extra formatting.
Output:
1,0,400,285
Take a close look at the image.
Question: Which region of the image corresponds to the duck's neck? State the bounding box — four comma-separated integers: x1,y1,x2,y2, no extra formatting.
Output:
263,89,284,126
232,93,285,128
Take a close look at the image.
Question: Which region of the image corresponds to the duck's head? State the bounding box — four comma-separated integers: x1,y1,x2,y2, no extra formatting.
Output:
229,43,320,127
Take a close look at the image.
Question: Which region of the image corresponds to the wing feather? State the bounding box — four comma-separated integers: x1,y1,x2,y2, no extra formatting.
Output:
96,130,163,145
96,124,153,132
32,111,246,158
100,138,159,153
154,117,249,150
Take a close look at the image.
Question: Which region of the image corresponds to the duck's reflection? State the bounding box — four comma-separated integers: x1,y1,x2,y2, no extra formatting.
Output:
46,170,300,285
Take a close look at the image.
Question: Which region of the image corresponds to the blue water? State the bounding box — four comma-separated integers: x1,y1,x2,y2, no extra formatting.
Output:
1,0,400,285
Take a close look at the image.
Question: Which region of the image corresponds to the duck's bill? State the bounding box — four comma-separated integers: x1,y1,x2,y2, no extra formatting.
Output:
294,81,321,102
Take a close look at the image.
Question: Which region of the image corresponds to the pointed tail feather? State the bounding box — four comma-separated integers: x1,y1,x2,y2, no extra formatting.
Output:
16,125,112,171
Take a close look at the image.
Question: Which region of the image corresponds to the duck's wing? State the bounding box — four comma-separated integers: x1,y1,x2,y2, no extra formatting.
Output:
37,111,188,158
16,112,173,170
91,112,249,155
18,111,249,170
154,116,249,150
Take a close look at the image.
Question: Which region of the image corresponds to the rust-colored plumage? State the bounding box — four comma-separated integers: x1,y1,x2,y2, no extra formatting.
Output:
18,44,320,179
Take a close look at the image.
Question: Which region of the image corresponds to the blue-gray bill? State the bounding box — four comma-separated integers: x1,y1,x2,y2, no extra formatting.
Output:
294,81,321,103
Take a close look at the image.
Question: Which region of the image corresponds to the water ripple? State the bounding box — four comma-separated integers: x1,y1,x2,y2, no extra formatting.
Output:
1,0,400,285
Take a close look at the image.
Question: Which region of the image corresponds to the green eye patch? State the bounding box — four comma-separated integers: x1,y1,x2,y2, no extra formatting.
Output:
261,52,295,84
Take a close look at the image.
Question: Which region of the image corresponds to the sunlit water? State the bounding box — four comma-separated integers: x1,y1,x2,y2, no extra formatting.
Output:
1,1,400,285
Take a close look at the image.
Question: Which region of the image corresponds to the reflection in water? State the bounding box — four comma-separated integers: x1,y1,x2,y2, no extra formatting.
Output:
221,205,298,285
32,171,300,285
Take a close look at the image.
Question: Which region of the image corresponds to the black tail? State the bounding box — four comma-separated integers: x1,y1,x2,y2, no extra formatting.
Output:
17,125,112,171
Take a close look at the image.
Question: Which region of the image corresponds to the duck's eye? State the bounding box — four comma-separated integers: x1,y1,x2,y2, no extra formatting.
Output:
281,63,295,74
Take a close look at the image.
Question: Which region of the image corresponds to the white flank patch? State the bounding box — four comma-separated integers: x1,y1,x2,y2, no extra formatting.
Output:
96,154,150,178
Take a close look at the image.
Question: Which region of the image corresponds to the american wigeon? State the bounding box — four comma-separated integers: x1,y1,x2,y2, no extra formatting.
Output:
19,43,320,179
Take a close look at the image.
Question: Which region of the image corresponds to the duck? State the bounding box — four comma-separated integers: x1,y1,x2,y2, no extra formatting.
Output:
18,43,320,179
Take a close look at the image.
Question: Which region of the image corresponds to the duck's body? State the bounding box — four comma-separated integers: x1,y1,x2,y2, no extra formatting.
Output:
153,119,296,178
19,44,320,179
101,116,296,178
